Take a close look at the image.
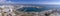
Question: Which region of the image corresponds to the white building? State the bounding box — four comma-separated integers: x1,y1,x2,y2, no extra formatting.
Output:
0,5,16,16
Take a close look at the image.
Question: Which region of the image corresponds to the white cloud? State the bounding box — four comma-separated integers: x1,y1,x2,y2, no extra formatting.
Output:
0,0,6,2
40,2,60,5
0,0,60,4
0,0,15,4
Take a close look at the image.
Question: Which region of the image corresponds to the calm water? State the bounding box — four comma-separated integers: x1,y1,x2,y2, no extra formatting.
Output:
17,5,60,12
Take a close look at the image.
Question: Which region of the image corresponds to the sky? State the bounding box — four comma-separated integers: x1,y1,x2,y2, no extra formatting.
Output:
0,0,60,4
